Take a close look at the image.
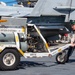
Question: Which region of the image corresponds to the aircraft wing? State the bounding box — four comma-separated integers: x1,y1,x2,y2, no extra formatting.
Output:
0,5,33,17
0,12,17,16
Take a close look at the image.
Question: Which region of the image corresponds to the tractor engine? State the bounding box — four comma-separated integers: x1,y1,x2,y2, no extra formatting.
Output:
27,26,47,52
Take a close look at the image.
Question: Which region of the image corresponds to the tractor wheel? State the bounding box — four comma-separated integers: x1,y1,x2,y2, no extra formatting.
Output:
0,49,20,70
56,51,67,64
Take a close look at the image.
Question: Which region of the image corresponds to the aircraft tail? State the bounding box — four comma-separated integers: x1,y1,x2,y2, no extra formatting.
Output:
30,0,69,16
30,0,46,16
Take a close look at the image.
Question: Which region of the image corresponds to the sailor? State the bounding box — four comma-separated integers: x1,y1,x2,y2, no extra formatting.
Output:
17,2,24,7
66,20,75,62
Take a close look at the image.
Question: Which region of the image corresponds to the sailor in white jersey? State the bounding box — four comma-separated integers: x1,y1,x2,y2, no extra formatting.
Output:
66,20,75,62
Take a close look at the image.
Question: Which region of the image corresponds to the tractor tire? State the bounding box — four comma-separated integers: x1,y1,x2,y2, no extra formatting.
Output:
56,51,67,64
0,49,20,70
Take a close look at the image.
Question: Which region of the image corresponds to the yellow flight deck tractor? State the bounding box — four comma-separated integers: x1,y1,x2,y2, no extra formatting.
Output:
0,17,71,70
